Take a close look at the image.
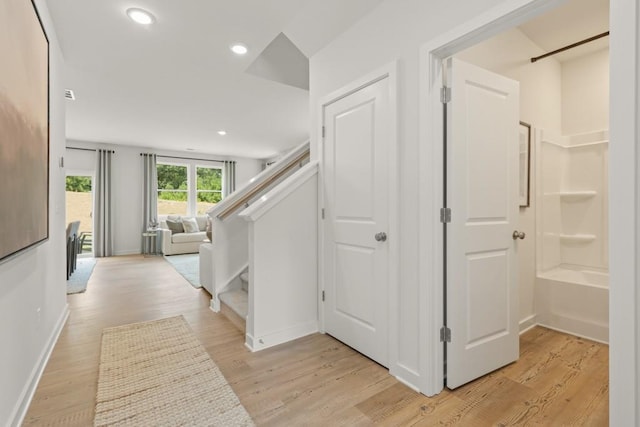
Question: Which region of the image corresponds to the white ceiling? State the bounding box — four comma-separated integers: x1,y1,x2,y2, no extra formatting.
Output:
519,0,609,63
49,0,607,159
47,0,383,159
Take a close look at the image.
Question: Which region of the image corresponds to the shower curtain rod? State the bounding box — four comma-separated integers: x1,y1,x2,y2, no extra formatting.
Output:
530,31,609,63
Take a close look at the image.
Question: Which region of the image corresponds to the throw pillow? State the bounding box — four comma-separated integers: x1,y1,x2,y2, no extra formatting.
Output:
182,217,199,233
166,219,184,234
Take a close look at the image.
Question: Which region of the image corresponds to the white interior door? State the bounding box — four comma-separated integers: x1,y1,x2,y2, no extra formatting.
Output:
446,58,520,388
323,76,390,367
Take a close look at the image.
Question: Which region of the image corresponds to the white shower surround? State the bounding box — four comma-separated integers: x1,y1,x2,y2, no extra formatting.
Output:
536,129,609,343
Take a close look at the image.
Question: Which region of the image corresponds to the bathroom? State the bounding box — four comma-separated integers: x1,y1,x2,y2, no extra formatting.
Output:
455,0,610,344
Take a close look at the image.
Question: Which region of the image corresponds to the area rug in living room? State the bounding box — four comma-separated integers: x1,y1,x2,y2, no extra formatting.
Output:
67,257,97,294
94,316,254,427
164,254,201,289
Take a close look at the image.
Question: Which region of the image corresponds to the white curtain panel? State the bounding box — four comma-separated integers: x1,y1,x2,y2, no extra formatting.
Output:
94,149,114,257
223,160,236,197
141,153,158,253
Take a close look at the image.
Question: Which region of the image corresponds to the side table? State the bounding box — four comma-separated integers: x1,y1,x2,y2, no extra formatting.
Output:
142,229,160,255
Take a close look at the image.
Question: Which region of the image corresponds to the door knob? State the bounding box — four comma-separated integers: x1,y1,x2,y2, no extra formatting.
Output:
512,230,526,240
375,232,387,242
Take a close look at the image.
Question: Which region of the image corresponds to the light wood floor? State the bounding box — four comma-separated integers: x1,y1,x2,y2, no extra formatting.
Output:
23,255,609,426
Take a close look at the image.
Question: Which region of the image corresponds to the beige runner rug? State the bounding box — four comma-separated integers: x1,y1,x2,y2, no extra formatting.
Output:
94,316,254,427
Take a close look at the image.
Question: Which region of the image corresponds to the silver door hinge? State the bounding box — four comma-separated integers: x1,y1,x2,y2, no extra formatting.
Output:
440,87,451,103
440,207,451,223
322,291,325,302
322,126,325,138
440,326,451,343
321,208,325,219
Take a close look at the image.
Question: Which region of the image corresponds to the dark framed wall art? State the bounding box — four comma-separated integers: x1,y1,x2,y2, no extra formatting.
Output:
0,0,50,263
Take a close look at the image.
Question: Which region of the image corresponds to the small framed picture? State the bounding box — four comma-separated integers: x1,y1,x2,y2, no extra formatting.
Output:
519,122,531,207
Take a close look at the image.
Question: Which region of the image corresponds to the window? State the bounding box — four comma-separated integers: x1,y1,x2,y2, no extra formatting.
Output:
196,166,222,214
157,162,223,216
157,163,188,215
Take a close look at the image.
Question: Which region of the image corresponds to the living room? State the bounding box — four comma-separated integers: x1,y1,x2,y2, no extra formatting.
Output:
63,141,263,257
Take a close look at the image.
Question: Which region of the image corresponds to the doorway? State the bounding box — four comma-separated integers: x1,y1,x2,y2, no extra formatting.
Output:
419,0,611,393
66,174,93,256
449,0,610,388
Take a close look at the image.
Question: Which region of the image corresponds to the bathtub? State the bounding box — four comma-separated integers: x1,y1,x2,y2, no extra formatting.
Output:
538,268,608,288
536,267,609,343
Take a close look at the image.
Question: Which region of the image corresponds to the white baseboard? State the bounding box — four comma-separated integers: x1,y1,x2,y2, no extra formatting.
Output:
245,321,318,352
393,373,421,393
114,249,141,256
519,314,538,334
517,312,608,344
10,304,69,427
210,296,220,313
390,362,421,393
538,317,609,344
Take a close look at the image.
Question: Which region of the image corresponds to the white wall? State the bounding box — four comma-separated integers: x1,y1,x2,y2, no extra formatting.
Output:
65,141,263,255
235,157,264,187
562,48,609,135
310,0,523,391
456,27,563,329
64,148,94,176
244,168,318,351
0,1,68,424
456,28,563,131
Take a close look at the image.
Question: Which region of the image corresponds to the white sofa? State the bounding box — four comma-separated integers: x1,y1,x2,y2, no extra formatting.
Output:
159,215,209,255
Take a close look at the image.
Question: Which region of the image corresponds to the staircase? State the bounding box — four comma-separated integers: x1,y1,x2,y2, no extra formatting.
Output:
219,270,248,332
205,140,319,351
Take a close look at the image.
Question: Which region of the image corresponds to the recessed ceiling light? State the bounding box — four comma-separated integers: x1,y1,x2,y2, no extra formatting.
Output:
217,130,227,136
230,43,248,55
126,8,155,25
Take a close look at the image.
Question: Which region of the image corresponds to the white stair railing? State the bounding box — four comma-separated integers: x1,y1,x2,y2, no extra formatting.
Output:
208,141,310,220
206,141,310,312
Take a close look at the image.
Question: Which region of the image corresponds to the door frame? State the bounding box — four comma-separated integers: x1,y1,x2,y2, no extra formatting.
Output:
317,61,400,376
418,0,570,396
609,0,640,423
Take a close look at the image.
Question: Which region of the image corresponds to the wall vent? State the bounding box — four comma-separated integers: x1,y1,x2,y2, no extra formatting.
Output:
64,89,76,100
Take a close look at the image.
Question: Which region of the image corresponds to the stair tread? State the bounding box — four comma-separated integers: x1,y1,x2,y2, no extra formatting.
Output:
219,289,248,318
